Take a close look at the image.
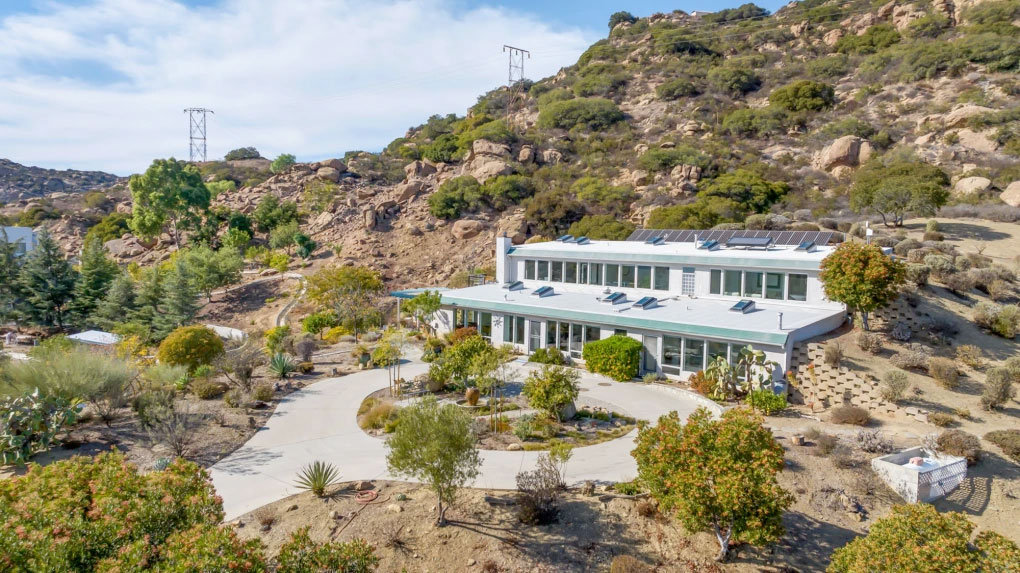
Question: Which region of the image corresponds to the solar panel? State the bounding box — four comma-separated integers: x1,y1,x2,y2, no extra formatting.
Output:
575,236,590,245
726,236,775,248
602,292,626,304
645,236,665,245
795,240,816,252
532,286,554,297
626,229,837,246
632,296,657,309
697,239,719,250
556,234,574,242
730,300,756,314
502,280,523,291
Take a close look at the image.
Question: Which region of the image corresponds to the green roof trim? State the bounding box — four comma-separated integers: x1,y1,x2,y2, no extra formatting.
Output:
509,249,820,270
439,294,789,346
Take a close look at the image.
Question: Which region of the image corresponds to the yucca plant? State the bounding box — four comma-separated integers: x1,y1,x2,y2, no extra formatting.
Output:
269,352,297,379
294,460,341,497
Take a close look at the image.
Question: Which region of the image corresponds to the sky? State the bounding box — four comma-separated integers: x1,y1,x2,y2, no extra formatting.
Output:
0,0,787,175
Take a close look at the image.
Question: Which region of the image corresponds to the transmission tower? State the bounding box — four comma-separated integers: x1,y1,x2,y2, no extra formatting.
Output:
502,45,530,132
183,108,214,162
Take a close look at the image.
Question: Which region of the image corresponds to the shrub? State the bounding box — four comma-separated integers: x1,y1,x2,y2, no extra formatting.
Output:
929,412,956,427
905,264,931,287
768,80,835,112
515,454,561,525
523,365,581,421
929,357,960,389
988,279,1012,301
582,335,642,381
894,238,922,257
831,405,870,426
223,389,243,408
707,66,760,95
746,389,787,415
294,460,342,497
157,326,225,372
973,303,1020,338
359,401,398,430
536,97,624,131
836,23,900,54
253,383,274,402
722,107,787,137
0,391,81,465
447,326,479,346
191,378,225,399
881,371,910,403
297,361,314,374
636,145,711,172
981,367,1016,410
937,430,981,466
822,343,843,367
856,332,883,354
890,320,912,342
924,254,956,279
269,352,297,379
529,347,566,365
276,527,379,573
923,230,945,242
943,272,975,295
854,429,893,453
891,343,930,370
687,371,714,396
985,429,1020,463
815,433,839,455
428,175,483,219
1005,356,1020,382
567,215,635,240
656,77,699,100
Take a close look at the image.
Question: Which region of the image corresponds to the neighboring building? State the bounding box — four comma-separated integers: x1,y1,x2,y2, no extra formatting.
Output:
1,226,37,257
429,229,848,380
69,330,122,348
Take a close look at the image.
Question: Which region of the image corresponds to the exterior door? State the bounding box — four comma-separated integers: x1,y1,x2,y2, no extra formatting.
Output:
642,335,658,374
528,320,541,352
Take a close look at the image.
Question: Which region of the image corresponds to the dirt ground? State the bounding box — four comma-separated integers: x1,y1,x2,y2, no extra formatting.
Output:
196,274,303,332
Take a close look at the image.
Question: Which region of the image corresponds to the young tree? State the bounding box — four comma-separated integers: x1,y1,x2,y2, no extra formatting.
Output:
828,504,1020,572
17,229,78,328
129,158,211,247
305,265,384,341
153,262,199,338
632,407,793,561
90,273,137,331
269,220,300,253
522,364,580,422
850,158,949,226
0,229,23,327
819,242,905,330
131,265,164,328
253,195,299,233
608,10,637,29
215,340,265,393
403,289,442,333
385,395,481,525
71,235,120,325
270,153,297,173
179,245,243,301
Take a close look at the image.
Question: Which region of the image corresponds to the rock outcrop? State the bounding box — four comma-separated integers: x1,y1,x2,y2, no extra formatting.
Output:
814,136,873,171
1000,181,1020,207
954,176,992,196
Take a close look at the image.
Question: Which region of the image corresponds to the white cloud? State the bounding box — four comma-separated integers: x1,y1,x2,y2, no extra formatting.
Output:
0,0,595,175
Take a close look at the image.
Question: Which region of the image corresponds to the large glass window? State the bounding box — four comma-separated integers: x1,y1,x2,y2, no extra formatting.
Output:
605,264,619,287
620,265,636,288
558,322,570,352
480,313,492,340
570,323,584,357
683,338,705,371
546,320,557,347
723,270,742,296
537,260,549,281
466,310,478,330
591,263,603,285
551,261,563,282
710,269,722,294
662,336,682,375
578,263,588,284
504,315,525,345
565,262,577,283
654,267,670,291
637,266,652,289
743,271,763,298
585,325,601,346
788,274,808,301
524,260,536,280
766,272,785,300
455,308,464,327
708,341,729,365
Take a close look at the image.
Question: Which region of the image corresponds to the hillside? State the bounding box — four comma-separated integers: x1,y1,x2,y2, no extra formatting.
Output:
0,158,121,203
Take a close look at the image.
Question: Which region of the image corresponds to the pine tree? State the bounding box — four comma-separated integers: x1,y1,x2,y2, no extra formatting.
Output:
16,229,78,328
153,262,198,339
91,273,137,332
0,229,23,327
71,236,120,326
131,266,164,327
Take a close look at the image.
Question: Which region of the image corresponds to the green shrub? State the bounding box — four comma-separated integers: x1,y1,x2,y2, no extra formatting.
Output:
905,264,931,287
156,326,224,373
937,430,981,465
831,405,870,426
568,215,635,240
294,460,342,497
981,367,1016,410
930,357,960,389
84,212,131,243
536,97,624,131
455,118,512,150
985,429,1020,463
427,175,483,219
264,325,290,354
582,335,642,382
656,78,699,100
746,390,787,415
573,71,627,97
707,66,760,95
481,174,535,210
806,54,851,78
0,391,81,465
722,107,787,137
192,378,225,400
612,480,643,496
571,177,637,215
836,23,901,54
536,88,574,107
109,523,266,571
359,401,399,430
529,347,566,365
269,353,297,379
277,527,379,573
523,365,581,421
253,383,274,402
881,371,910,403
929,412,956,427
637,146,711,172
973,302,1020,338
768,80,835,112
607,10,637,29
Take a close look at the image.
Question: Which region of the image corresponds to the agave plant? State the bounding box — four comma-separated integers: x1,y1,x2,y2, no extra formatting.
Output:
294,460,341,497
269,352,297,379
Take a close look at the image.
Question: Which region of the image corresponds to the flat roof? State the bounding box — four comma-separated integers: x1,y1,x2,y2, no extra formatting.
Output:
390,287,450,300
440,284,843,346
507,239,834,270
68,330,121,345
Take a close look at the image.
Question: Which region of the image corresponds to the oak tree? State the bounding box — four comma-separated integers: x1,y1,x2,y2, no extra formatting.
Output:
819,241,905,330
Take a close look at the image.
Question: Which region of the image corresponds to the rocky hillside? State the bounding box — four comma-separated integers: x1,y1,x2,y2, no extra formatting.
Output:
0,158,122,202
21,0,1020,288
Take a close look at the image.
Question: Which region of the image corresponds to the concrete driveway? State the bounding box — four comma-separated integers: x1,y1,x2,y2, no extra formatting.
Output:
210,359,720,520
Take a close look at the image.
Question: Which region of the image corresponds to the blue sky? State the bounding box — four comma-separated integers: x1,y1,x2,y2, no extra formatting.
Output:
0,1,787,175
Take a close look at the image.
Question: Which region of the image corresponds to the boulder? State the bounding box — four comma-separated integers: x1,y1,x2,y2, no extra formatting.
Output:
318,158,347,172
1000,181,1020,208
891,4,926,30
955,129,998,153
104,236,146,259
943,105,994,129
471,139,510,158
518,145,535,164
815,136,868,171
823,29,843,46
316,167,341,183
363,208,377,230
451,219,485,240
404,160,436,179
395,180,427,203
310,210,335,233
954,176,992,196
465,156,513,183
540,149,563,165
670,164,702,182
790,21,809,38
115,202,132,214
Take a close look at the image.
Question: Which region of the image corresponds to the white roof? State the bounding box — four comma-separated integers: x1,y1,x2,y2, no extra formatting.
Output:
441,283,843,346
68,330,121,345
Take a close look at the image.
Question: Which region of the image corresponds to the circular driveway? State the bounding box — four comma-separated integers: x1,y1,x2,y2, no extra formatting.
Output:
210,359,720,520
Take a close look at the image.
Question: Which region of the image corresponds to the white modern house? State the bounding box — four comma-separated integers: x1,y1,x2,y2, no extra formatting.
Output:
428,229,848,380
0,226,38,257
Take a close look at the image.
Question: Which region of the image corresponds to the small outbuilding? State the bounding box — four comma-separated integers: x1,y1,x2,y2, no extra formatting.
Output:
68,330,122,349
871,447,967,503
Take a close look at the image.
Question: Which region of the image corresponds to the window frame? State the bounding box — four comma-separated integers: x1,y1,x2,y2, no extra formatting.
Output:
620,265,636,288
551,261,563,282
537,260,549,281
788,273,808,301
710,269,722,295
605,264,619,287
723,270,742,296
765,272,785,300
743,271,763,298
524,260,536,280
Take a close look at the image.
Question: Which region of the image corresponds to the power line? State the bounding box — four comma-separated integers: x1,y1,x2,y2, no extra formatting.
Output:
183,108,213,162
